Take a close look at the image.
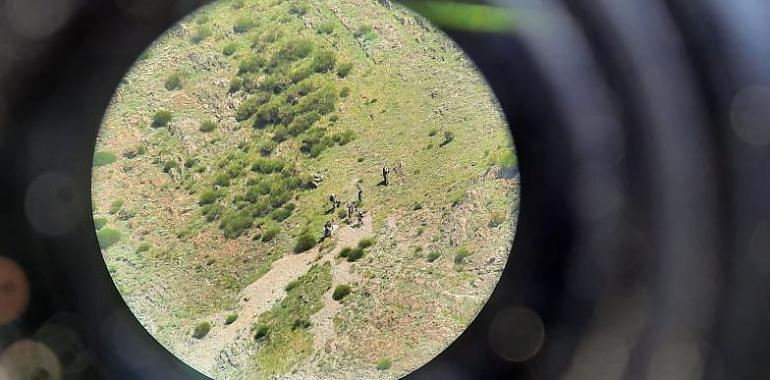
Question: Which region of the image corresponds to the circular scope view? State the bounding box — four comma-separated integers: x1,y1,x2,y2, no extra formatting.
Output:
91,0,518,378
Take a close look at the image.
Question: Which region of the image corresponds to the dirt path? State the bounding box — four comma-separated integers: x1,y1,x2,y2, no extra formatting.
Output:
181,215,374,377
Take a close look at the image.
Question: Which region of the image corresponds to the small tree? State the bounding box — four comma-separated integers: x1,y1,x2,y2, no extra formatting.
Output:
151,110,173,128
332,285,352,301
192,322,211,339
293,231,317,253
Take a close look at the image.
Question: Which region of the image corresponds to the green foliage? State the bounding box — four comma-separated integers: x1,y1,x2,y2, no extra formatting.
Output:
229,77,243,93
289,63,314,83
261,223,281,242
339,247,352,258
192,322,211,339
213,173,231,187
332,284,351,301
427,251,441,262
317,22,335,34
199,119,216,133
236,92,270,121
376,358,392,371
339,86,351,97
198,190,219,206
220,213,255,239
162,160,179,173
97,228,121,249
239,55,268,74
254,324,269,340
191,25,212,43
251,158,286,174
233,16,255,33
109,200,124,214
292,318,311,330
225,314,238,325
231,0,244,9
164,73,182,90
354,24,373,38
297,85,338,115
311,50,336,73
201,204,223,221
271,39,314,66
136,242,151,253
259,141,277,156
489,211,506,227
358,238,374,249
222,42,239,56
93,217,107,230
93,151,117,167
428,128,438,136
346,247,364,262
494,149,518,167
195,14,209,25
293,230,317,253
454,247,472,264
337,62,353,78
151,110,172,128
289,3,308,16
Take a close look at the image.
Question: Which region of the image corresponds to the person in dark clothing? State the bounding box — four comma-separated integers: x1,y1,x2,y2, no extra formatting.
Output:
382,166,390,186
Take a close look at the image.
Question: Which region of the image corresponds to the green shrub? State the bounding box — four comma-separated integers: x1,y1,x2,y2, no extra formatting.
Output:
162,160,179,173
229,77,243,93
251,158,286,174
195,14,209,25
289,3,308,16
311,50,336,73
233,17,255,33
261,224,280,242
293,231,317,253
222,42,239,56
339,86,351,97
192,322,211,339
292,318,311,330
297,85,338,115
198,190,219,206
427,251,441,262
271,39,313,65
357,238,374,249
136,242,151,253
489,211,507,227
428,128,438,136
332,285,352,301
201,204,223,221
220,213,255,239
225,314,238,325
289,63,314,83
239,54,268,74
317,22,335,34
376,358,392,371
213,173,230,187
254,324,269,340
97,228,121,249
259,141,277,156
454,248,472,264
93,151,117,167
184,158,197,168
287,111,320,136
93,217,107,230
337,62,353,77
231,0,244,9
330,130,355,146
346,247,364,262
413,203,422,210
109,200,124,214
151,110,172,128
164,73,182,90
355,24,373,38
190,25,212,43
339,247,352,258
235,92,270,121
270,207,292,222
199,119,216,132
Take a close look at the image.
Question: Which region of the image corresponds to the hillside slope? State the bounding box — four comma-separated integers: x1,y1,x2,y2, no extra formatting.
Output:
92,0,518,378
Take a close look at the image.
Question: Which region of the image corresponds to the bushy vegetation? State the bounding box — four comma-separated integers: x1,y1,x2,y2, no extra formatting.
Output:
225,314,238,325
332,284,351,301
376,357,392,371
97,228,121,249
93,217,107,230
454,247,472,264
427,251,441,262
311,50,336,73
233,16,255,33
346,247,364,262
93,151,117,167
261,223,280,242
293,230,317,253
165,73,182,90
222,42,239,56
191,25,212,43
109,200,124,214
337,62,353,78
358,238,374,249
317,22,335,34
151,110,173,128
192,322,211,339
136,242,151,253
199,190,219,205
254,324,269,340
199,119,216,132
251,158,286,174
220,213,254,239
